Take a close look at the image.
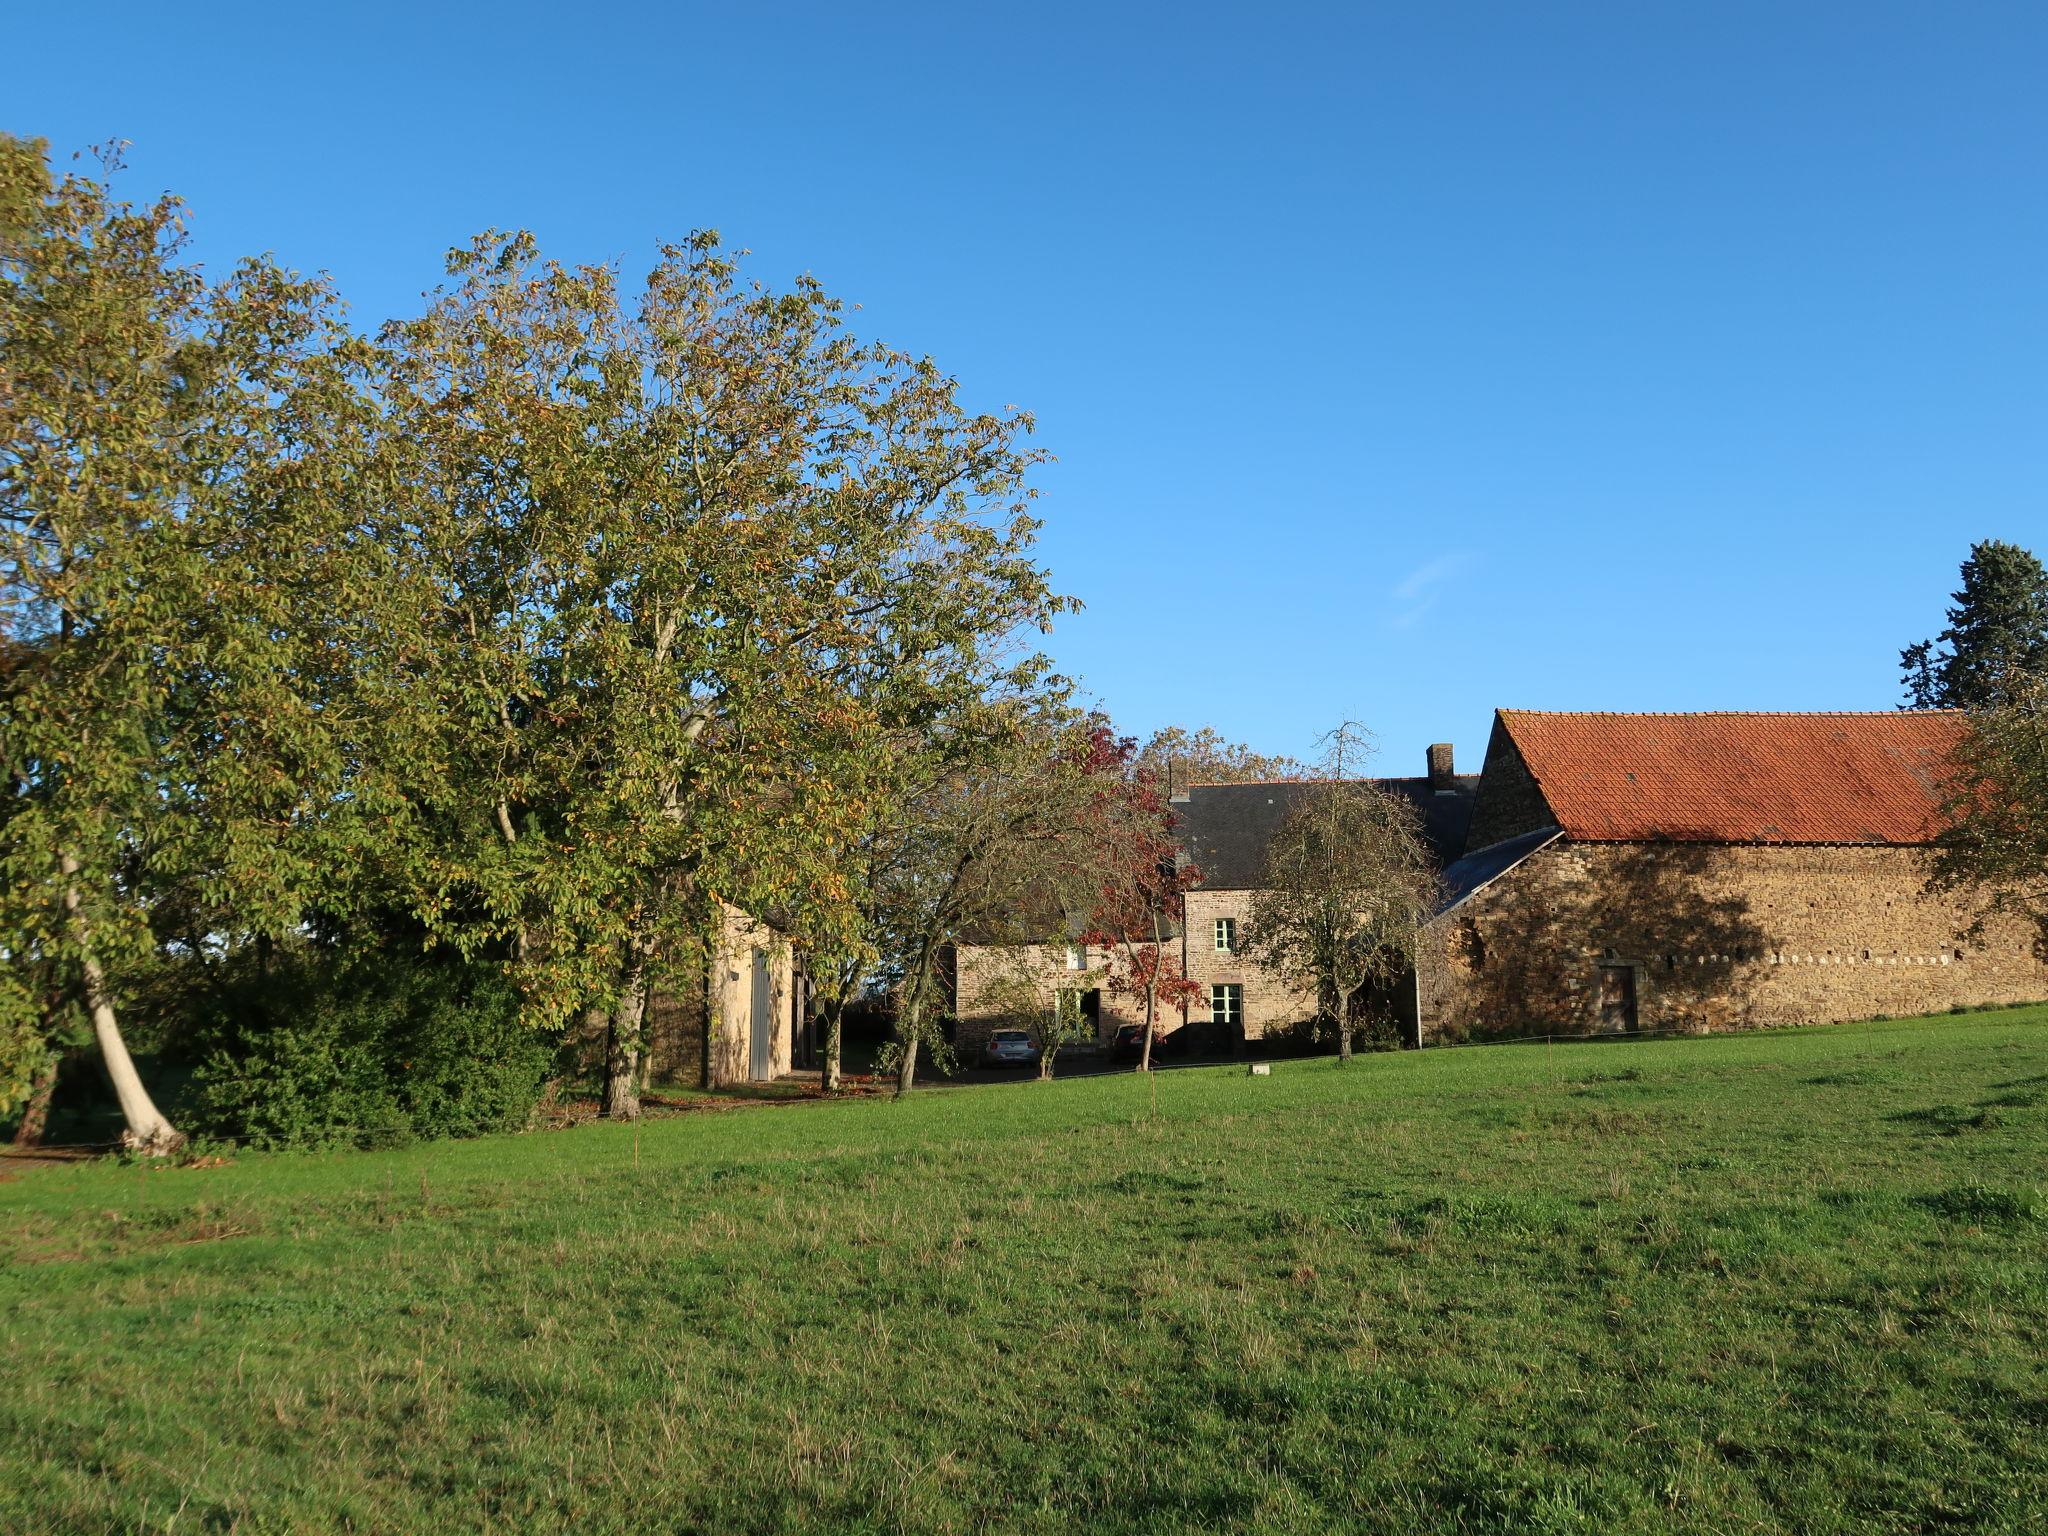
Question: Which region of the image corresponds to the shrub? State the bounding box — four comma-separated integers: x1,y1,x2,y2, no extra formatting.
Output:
183,954,553,1151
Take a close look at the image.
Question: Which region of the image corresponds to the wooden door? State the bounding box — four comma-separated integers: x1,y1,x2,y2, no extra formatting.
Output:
1598,965,1637,1034
749,947,773,1080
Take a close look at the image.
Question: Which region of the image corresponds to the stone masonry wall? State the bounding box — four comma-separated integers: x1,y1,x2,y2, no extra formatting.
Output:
951,940,1143,1053
1181,889,1320,1041
1417,840,2048,1042
1460,720,1556,853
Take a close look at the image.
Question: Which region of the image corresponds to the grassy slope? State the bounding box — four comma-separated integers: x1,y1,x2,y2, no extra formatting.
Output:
4,1011,2046,1536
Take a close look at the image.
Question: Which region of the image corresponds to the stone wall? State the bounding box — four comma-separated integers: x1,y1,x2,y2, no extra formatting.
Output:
705,903,798,1085
1416,839,2048,1042
642,986,708,1087
1461,719,1556,853
950,940,1141,1052
1181,889,1320,1041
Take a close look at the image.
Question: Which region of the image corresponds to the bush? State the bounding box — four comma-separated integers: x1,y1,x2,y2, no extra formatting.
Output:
183,954,553,1151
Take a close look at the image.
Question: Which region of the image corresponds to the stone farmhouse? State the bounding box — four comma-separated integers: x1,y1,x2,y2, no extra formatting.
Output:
949,746,1482,1052
950,710,2048,1053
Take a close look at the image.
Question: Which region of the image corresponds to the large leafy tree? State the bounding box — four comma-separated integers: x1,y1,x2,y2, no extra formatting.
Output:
1931,675,2048,958
1902,540,2048,710
1240,726,1440,1062
0,137,365,1149
1132,725,1305,792
350,230,1057,1116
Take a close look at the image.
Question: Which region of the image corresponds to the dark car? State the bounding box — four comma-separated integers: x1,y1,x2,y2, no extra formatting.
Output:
1112,1024,1161,1065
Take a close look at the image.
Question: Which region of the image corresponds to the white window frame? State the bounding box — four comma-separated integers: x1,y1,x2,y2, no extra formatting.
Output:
1214,917,1236,953
1064,943,1085,971
1210,983,1242,1028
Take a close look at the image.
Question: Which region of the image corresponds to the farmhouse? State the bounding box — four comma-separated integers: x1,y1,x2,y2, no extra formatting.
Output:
949,747,1481,1052
1175,751,1478,1047
953,709,2048,1054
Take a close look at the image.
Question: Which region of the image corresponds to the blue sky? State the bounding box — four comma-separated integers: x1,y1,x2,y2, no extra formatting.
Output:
13,3,2045,772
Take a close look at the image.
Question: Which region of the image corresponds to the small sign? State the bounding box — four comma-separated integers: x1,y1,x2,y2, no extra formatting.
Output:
1247,1063,1271,1077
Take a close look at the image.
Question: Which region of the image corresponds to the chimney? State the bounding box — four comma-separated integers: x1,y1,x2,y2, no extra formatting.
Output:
1427,742,1456,790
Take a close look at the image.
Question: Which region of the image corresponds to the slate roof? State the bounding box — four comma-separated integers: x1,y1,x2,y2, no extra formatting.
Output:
1497,710,1968,846
1175,776,1480,890
1435,826,1563,912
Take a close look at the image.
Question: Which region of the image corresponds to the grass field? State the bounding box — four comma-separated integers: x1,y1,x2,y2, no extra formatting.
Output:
5,1011,2047,1535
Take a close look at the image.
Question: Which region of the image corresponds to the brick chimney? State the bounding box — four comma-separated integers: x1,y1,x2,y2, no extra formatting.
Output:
1427,742,1456,790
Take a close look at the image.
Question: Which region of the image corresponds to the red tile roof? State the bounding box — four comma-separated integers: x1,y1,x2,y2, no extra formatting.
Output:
1498,710,1967,845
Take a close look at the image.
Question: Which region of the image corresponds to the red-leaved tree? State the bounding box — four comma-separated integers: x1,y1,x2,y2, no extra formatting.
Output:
1078,724,1205,1071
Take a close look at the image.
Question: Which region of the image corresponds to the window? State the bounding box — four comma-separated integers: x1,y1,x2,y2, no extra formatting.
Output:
1064,944,1085,970
1214,917,1236,953
1210,983,1243,1029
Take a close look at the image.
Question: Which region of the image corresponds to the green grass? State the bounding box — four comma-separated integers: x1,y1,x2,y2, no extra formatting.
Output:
6,1010,2048,1535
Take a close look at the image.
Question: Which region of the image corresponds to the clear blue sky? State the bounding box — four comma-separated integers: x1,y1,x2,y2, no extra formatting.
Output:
13,2,2046,772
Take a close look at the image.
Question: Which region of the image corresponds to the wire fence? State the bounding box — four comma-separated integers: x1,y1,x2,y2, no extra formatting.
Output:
1453,1024,1707,1048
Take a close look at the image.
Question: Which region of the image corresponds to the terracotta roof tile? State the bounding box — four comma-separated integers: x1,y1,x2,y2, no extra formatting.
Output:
1499,710,1966,845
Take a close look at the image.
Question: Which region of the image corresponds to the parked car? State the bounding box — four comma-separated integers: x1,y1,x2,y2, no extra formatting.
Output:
1112,1024,1161,1065
981,1028,1041,1070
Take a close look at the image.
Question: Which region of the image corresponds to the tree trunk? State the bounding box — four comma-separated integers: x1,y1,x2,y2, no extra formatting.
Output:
1139,976,1157,1073
12,1055,58,1147
821,995,845,1093
1335,986,1356,1063
602,967,647,1120
894,996,921,1098
60,862,180,1155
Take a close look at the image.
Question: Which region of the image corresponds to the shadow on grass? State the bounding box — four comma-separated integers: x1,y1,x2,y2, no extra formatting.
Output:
1889,1081,2041,1136
1910,1185,2041,1228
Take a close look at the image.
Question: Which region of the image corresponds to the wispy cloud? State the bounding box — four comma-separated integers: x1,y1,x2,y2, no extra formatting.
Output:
1386,553,1472,631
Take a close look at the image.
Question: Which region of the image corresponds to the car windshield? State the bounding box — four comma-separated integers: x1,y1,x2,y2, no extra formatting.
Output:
992,1031,1029,1044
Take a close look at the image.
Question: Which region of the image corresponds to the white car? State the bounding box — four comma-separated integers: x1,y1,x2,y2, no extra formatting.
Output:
980,1028,1041,1069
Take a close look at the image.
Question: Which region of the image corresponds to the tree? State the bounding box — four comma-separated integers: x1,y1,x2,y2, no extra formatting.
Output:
1930,674,2048,958
1902,540,2048,709
1,137,364,1151
350,230,1058,1117
866,694,1102,1096
962,943,1101,1080
1133,725,1306,793
1098,943,1205,1069
1239,725,1440,1062
1080,724,1204,1072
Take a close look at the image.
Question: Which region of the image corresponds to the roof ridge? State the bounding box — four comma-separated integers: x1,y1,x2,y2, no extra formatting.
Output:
1497,708,1964,719
1176,776,1363,789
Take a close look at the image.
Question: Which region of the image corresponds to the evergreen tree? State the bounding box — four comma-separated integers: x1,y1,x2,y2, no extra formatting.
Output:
1902,541,2048,709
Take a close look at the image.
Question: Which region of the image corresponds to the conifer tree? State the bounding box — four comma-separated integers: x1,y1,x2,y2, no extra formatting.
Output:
1902,540,2048,709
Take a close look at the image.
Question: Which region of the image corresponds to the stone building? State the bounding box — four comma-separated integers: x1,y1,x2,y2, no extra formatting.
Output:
953,709,2048,1056
948,748,1480,1052
1173,755,1478,1048
1413,710,2048,1043
576,901,809,1088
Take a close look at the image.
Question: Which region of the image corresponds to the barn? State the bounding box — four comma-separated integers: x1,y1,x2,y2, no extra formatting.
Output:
1413,710,2048,1043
